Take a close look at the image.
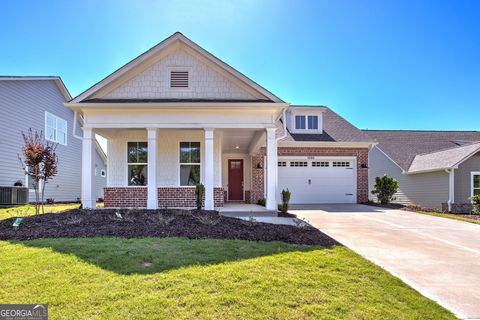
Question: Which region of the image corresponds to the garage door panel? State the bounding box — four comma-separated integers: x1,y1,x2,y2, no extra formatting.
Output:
278,158,356,204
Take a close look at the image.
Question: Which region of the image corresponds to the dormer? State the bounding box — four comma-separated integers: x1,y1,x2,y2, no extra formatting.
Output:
286,106,326,134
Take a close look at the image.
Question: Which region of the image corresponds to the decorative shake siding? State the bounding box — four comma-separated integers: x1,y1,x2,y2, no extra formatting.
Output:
249,147,369,204
103,48,258,100
368,146,449,209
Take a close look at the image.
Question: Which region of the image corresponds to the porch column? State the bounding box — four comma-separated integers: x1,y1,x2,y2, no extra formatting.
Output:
204,128,215,210
147,128,158,209
265,127,278,210
448,169,455,212
81,128,96,209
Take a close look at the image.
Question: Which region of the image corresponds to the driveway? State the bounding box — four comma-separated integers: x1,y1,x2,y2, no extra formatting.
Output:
291,204,480,319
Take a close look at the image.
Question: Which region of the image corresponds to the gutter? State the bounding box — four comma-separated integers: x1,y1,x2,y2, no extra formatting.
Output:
276,106,288,142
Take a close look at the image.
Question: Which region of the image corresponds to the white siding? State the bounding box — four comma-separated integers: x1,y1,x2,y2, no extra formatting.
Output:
0,80,106,202
455,152,480,203
95,150,107,199
107,129,222,187
103,48,257,100
368,146,449,209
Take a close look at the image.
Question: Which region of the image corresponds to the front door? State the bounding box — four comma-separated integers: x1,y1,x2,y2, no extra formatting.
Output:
228,159,244,201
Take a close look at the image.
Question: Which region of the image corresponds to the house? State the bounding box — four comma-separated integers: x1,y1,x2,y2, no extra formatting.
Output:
0,76,107,202
65,32,374,210
365,130,480,213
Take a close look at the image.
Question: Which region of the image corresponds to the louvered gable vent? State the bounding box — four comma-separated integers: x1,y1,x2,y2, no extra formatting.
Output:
170,71,189,88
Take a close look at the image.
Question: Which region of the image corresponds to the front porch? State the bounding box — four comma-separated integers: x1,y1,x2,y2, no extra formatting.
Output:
81,127,280,211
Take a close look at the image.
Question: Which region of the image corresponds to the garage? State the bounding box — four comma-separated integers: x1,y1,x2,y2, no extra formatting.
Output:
277,157,356,204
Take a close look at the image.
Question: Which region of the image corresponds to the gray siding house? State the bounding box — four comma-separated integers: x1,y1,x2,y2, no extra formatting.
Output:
364,130,480,213
0,77,106,202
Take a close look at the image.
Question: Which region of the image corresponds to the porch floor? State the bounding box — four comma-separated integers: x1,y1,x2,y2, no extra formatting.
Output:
217,203,275,215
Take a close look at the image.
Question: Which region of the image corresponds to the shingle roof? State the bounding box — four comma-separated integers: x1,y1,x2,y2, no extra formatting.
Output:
83,98,272,103
284,107,374,143
363,130,480,171
408,142,480,173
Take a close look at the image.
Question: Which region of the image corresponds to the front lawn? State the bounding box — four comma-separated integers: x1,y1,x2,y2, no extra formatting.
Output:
0,237,454,319
0,203,104,220
416,210,480,225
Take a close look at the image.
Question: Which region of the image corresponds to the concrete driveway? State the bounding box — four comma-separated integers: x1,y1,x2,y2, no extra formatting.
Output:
291,204,480,319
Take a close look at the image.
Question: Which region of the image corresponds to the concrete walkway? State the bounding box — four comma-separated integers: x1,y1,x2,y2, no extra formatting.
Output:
291,204,480,320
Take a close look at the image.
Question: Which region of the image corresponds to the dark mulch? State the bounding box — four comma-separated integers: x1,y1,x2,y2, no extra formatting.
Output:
0,209,338,246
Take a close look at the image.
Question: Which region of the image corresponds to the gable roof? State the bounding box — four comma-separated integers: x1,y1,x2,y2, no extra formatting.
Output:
284,106,374,143
71,32,283,103
364,130,480,172
408,142,480,173
0,76,71,101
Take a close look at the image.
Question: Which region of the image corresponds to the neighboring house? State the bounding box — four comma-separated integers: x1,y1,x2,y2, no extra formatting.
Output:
365,130,480,212
65,32,374,210
0,76,107,202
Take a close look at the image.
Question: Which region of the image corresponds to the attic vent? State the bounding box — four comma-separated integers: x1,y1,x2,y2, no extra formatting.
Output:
170,71,189,88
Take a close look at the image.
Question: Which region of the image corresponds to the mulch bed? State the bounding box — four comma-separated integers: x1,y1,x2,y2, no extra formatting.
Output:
0,209,338,246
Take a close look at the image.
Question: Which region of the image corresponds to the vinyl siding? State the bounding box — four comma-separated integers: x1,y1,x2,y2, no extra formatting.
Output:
455,152,480,203
95,150,107,199
368,146,449,209
0,80,105,202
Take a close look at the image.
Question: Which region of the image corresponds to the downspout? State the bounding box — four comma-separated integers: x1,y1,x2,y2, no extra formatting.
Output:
446,168,455,212
276,106,289,142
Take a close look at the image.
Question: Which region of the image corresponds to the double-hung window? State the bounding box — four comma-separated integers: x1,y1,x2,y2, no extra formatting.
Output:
472,172,480,197
45,112,67,145
180,142,201,186
295,115,318,130
127,142,148,186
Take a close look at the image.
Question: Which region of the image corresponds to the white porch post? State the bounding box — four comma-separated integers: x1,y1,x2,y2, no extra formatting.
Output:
266,127,278,211
147,128,158,209
204,128,215,210
81,128,96,209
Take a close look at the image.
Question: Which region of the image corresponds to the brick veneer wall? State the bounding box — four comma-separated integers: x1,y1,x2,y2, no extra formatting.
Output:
104,187,147,208
158,187,224,208
249,147,370,204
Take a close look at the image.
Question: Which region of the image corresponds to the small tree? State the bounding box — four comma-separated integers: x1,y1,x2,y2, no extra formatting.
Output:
18,129,58,214
470,194,480,214
195,183,205,210
279,188,291,213
371,175,399,204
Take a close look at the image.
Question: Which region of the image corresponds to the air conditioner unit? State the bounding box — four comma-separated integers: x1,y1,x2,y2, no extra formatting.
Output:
0,187,29,205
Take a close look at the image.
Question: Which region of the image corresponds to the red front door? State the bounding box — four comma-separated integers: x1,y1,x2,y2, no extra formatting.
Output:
228,159,244,201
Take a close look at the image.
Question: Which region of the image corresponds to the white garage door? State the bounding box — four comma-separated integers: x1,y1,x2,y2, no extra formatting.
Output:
278,158,356,204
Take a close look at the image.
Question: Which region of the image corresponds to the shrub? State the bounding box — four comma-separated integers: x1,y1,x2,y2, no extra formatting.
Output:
371,175,399,204
195,183,205,210
46,198,55,205
279,189,291,213
257,198,266,206
470,194,480,214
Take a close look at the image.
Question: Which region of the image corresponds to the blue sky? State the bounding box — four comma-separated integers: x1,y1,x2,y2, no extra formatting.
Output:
1,0,479,130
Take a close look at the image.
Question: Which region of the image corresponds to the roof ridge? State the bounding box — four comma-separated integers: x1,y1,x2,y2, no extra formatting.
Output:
414,141,480,157
363,129,480,133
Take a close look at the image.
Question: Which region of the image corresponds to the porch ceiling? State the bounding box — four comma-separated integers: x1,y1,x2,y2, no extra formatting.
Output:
221,129,260,154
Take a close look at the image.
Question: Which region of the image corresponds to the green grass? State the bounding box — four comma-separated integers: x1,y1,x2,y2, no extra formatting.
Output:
0,237,454,319
0,203,104,220
417,210,480,225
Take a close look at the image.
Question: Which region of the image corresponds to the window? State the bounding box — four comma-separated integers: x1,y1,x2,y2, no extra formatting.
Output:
472,172,480,197
333,161,351,167
170,71,189,88
308,115,318,129
278,161,287,167
312,161,329,167
101,169,106,177
295,114,319,130
127,142,148,186
180,142,200,186
290,161,308,167
45,112,67,145
295,115,306,130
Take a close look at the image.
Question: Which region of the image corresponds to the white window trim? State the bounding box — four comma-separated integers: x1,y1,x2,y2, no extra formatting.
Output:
178,141,202,187
126,141,148,187
168,66,192,91
290,110,323,134
45,111,67,145
471,171,480,198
